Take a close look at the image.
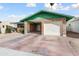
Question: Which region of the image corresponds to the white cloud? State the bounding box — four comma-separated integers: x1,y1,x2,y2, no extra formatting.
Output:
72,3,79,9
61,6,70,10
7,14,18,18
51,3,59,10
44,3,70,11
74,14,79,17
44,3,51,8
0,5,4,10
26,3,36,7
1,14,26,22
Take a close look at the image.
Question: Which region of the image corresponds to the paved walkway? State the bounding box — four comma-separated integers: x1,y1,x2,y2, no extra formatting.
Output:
0,33,78,56
0,33,24,43
0,47,40,56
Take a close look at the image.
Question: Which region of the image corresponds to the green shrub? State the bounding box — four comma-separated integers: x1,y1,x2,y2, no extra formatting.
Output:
6,26,11,33
19,28,24,34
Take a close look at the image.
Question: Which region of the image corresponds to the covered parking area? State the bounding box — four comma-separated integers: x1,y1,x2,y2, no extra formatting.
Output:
21,10,74,36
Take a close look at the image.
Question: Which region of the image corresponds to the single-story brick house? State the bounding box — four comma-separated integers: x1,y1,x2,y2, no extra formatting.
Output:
20,10,74,36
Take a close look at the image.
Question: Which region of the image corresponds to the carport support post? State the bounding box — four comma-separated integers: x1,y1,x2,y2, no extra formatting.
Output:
41,21,44,35
63,18,66,37
63,24,66,37
24,22,28,34
60,18,66,37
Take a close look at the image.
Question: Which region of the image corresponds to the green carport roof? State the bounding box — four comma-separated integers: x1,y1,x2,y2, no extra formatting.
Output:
20,10,74,22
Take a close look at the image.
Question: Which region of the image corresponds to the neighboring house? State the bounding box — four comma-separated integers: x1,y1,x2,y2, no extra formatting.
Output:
20,10,74,36
67,17,79,33
0,22,17,34
11,22,24,33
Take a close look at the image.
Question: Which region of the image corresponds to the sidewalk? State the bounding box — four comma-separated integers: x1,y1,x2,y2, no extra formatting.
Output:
0,47,40,56
0,33,24,43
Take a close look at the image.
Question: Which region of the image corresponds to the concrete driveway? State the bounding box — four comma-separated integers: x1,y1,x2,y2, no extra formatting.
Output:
0,33,78,56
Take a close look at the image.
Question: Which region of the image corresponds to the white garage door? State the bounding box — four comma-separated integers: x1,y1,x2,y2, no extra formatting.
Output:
44,24,60,36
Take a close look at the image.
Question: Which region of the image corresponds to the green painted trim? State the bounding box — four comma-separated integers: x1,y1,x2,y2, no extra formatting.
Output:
20,10,74,22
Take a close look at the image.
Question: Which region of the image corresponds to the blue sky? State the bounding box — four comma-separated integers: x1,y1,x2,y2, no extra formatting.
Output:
0,3,79,22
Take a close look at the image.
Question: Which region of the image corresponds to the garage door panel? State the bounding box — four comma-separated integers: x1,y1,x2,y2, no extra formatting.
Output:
44,24,60,36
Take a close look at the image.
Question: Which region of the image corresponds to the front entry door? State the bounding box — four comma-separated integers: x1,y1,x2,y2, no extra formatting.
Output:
29,22,41,34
